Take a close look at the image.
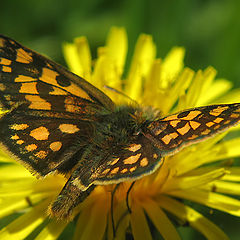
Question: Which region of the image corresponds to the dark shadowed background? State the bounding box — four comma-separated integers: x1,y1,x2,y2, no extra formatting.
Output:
1,0,240,239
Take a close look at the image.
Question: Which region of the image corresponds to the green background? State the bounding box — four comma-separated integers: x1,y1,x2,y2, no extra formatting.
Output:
1,0,240,239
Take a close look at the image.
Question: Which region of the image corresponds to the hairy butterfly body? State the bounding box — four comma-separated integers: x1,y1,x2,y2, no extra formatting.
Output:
0,35,240,219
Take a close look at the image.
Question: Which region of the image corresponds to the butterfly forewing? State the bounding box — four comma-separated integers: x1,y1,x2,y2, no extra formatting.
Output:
145,103,240,156
0,34,114,113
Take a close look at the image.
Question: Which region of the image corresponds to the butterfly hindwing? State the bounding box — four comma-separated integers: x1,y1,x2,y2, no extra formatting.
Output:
145,103,240,156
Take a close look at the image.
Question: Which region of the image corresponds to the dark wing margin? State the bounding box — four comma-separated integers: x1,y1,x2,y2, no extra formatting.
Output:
143,103,240,156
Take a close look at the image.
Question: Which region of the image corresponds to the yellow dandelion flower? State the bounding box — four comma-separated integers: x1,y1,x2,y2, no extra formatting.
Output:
1,27,240,240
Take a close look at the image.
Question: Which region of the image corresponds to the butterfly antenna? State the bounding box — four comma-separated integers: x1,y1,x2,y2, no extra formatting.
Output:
104,85,139,106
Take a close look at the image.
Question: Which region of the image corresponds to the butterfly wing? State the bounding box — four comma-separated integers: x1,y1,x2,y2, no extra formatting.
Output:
82,103,240,185
0,35,114,176
144,103,240,156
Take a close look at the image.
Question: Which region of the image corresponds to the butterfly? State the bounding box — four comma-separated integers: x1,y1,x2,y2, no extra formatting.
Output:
0,35,240,219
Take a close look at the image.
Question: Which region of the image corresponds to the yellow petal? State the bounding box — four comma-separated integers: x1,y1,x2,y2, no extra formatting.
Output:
202,180,240,195
169,188,240,216
186,67,217,107
74,36,92,79
197,79,232,105
62,42,84,76
158,196,230,240
35,220,68,240
163,168,227,192
130,201,152,240
141,198,181,240
161,47,185,87
0,199,50,240
106,27,127,77
74,194,108,240
126,34,156,100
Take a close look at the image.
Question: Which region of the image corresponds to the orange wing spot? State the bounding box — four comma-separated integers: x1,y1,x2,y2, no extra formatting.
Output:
0,83,6,91
161,132,179,145
224,120,231,125
59,124,80,134
19,82,38,94
230,113,240,118
163,114,178,121
206,122,215,127
16,48,33,63
213,117,224,123
34,150,47,159
153,153,158,159
30,126,49,140
25,95,51,110
0,57,11,65
170,120,181,127
11,134,19,140
101,168,111,175
2,66,11,72
127,144,141,152
209,106,229,116
177,123,191,135
111,167,120,174
187,134,198,140
201,129,211,135
25,144,37,152
15,75,37,82
11,123,29,130
130,166,137,172
110,158,120,166
40,68,92,100
189,121,201,130
123,153,141,165
161,134,172,145
140,157,148,167
121,168,128,173
50,141,62,152
16,140,24,145
181,110,201,120
214,125,221,130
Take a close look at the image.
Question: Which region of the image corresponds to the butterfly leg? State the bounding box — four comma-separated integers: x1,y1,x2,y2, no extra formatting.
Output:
48,175,95,219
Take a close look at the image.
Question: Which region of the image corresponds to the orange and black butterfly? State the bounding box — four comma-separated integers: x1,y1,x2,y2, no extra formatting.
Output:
0,35,240,219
